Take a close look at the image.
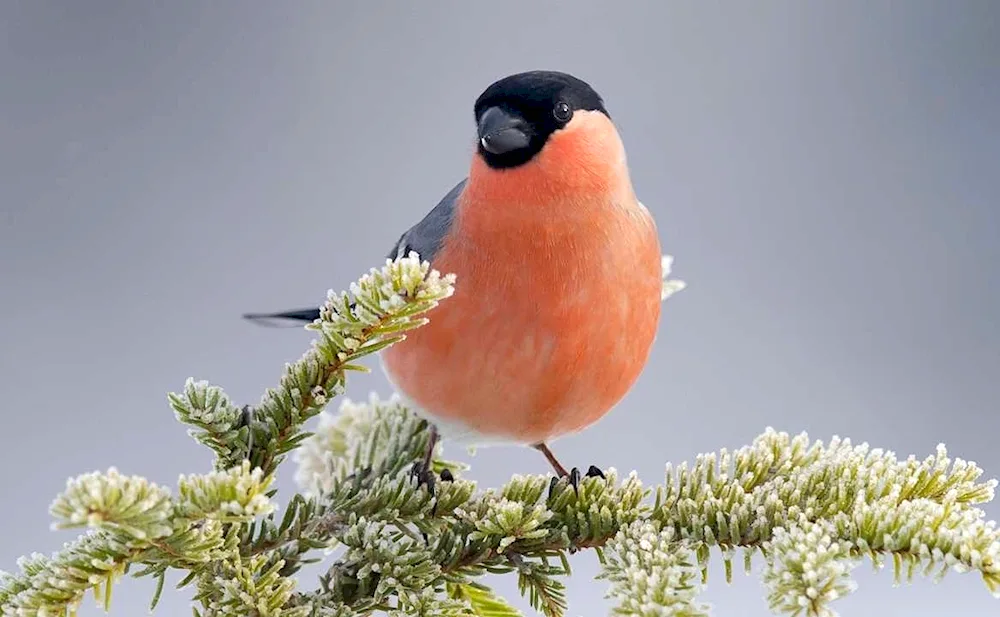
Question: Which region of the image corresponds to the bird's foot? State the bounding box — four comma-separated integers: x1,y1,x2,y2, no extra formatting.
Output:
410,462,456,522
410,424,441,494
409,461,456,495
547,465,605,499
409,460,438,497
533,442,606,497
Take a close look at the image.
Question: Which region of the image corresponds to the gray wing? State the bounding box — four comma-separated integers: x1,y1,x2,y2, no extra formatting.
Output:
387,178,466,263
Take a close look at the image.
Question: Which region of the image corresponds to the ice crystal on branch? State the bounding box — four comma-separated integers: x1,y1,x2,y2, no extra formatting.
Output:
762,518,858,617
177,460,276,521
600,520,709,617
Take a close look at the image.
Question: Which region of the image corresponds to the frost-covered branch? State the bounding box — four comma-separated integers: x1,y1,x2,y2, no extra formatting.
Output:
1,253,456,617
1,462,274,616
2,253,998,617
288,397,1000,617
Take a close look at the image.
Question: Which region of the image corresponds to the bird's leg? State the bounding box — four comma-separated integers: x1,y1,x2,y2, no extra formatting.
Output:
534,443,607,498
533,442,569,477
421,425,439,471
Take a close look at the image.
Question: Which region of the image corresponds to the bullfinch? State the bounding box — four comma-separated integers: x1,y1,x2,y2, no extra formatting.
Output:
245,71,664,488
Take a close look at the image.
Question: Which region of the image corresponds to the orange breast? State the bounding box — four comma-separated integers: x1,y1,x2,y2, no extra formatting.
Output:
381,113,663,444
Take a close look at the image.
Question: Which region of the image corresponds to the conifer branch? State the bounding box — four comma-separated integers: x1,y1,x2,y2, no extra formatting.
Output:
3,253,999,617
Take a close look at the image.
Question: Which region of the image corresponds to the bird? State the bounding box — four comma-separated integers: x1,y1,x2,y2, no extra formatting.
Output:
244,70,664,490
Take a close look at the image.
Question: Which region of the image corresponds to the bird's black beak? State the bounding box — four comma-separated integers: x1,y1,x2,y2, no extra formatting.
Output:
477,107,531,155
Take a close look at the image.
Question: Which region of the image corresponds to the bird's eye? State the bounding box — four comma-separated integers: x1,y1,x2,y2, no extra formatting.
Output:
553,101,572,122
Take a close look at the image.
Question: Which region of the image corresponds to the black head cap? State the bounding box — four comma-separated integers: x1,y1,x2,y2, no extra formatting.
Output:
473,70,609,169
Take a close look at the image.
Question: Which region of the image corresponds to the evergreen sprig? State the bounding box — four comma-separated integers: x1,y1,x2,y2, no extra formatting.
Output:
0,463,273,616
3,252,999,617
49,468,175,539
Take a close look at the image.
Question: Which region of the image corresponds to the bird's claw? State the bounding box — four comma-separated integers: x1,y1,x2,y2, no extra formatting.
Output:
568,467,582,492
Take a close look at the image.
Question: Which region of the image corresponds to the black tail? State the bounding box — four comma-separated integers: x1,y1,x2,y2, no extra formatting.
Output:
242,308,321,328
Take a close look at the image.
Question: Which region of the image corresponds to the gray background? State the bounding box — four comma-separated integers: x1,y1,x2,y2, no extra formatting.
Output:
2,2,998,615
